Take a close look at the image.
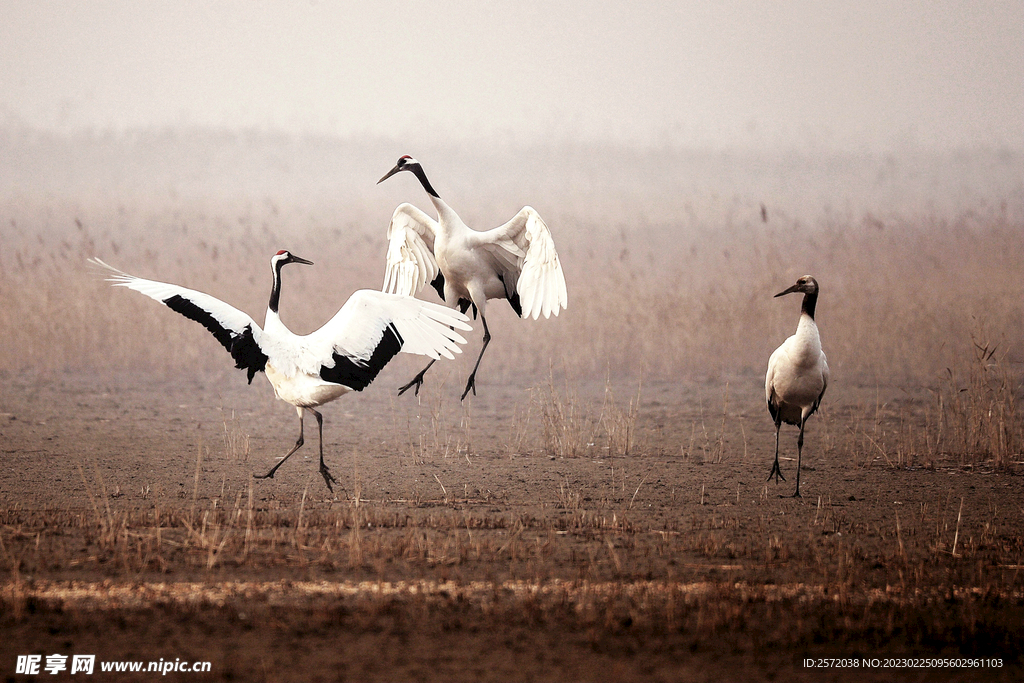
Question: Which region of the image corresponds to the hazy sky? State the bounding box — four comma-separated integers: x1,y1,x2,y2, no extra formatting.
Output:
1,1,1021,150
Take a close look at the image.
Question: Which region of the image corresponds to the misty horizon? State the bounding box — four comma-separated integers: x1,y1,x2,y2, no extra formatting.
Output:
2,1,1021,153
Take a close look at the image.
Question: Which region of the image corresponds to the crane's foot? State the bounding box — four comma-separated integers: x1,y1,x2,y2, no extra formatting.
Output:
253,470,275,481
319,463,338,492
766,458,786,484
460,374,478,401
398,371,428,396
787,488,802,498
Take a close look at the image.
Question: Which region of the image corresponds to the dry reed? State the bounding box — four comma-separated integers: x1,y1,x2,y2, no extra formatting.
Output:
2,135,1020,395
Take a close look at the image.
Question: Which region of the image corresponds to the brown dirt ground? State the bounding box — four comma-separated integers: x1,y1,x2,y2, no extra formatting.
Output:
1,366,1022,682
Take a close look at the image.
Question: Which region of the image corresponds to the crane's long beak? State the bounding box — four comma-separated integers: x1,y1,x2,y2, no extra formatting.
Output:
774,283,802,298
291,255,314,266
377,163,404,184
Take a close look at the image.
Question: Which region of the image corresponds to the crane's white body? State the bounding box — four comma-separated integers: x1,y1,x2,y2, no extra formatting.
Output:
91,253,470,490
378,156,567,398
265,363,346,408
765,276,829,497
255,287,469,406
383,200,568,322
765,314,829,427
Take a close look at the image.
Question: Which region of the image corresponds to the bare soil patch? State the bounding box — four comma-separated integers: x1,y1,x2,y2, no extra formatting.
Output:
2,371,1022,681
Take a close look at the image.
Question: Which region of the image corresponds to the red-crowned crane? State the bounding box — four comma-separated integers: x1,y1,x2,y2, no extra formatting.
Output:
377,155,567,400
765,275,830,498
90,251,471,491
376,154,569,401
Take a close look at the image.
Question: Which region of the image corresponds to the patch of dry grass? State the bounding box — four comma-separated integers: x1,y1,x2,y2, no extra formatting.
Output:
2,141,1020,382
2,469,1022,598
538,371,645,458
2,136,1023,679
540,371,599,458
932,331,1022,468
0,137,1021,468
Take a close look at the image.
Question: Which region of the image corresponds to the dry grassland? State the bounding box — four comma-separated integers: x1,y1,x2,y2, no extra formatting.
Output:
1,130,1022,680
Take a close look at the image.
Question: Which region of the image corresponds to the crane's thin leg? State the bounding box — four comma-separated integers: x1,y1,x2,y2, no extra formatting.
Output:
310,407,338,492
766,421,786,484
254,409,305,480
398,358,437,396
461,315,491,401
790,419,806,498
398,300,472,397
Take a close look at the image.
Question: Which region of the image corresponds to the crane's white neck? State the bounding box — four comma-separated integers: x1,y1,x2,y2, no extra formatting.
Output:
794,312,822,356
428,194,462,230
263,306,286,335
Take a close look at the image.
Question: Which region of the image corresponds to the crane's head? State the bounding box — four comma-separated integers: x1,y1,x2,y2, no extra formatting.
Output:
775,275,818,298
271,250,314,269
377,155,420,184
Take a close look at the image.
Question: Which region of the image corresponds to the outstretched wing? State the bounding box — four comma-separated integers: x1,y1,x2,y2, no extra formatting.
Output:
478,206,568,320
90,258,268,383
382,203,442,299
307,290,471,391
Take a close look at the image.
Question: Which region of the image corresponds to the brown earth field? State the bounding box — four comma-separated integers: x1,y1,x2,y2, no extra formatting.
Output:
2,367,1022,682
1,138,1021,681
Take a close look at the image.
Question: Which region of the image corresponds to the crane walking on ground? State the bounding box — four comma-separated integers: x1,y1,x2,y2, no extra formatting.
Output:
765,275,829,498
91,251,470,491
